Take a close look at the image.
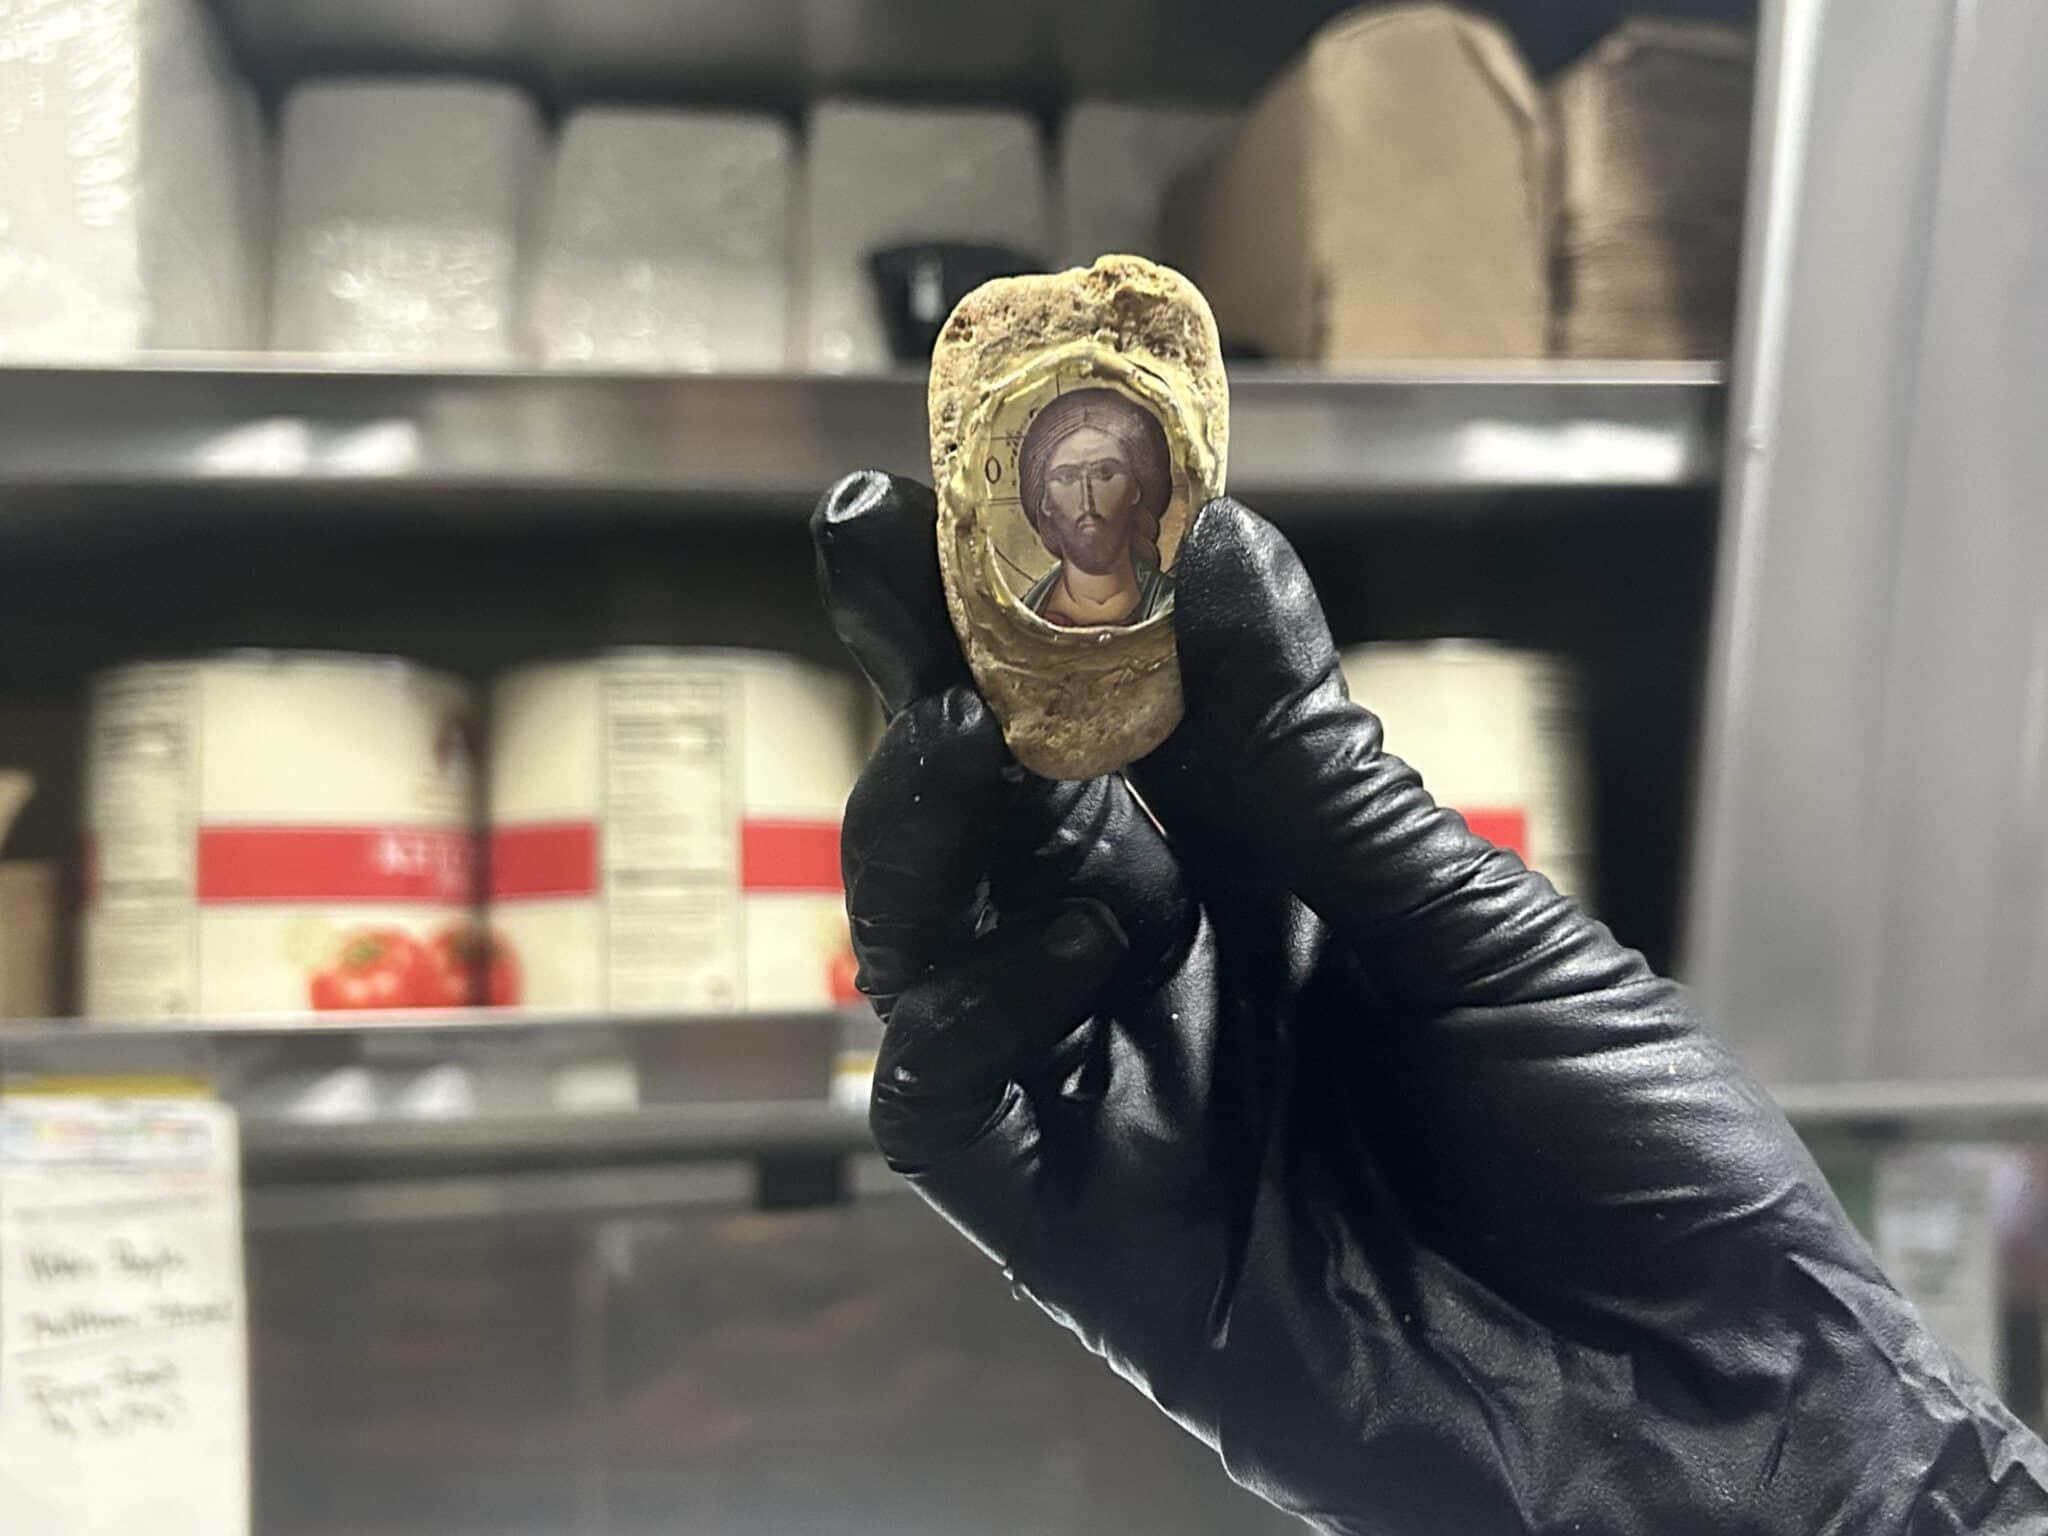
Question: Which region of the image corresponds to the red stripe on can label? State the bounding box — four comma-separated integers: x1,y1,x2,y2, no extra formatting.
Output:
489,822,600,899
489,819,842,898
740,820,842,894
196,826,475,905
1462,808,1529,859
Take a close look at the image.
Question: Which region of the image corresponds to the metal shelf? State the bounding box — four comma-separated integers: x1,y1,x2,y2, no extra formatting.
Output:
212,0,1349,106
2,1008,859,1178
1770,1078,2048,1140
15,1008,2048,1190
204,0,1751,105
0,1005,840,1043
15,1014,2048,1241
199,1,1409,107
0,360,1725,516
240,1098,870,1176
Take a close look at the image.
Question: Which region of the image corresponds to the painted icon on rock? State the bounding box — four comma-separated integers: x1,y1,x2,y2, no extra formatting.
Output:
929,255,1227,779
992,382,1186,629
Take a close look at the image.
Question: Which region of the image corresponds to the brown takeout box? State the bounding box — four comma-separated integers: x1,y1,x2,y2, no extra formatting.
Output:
1164,3,1550,362
1551,20,1754,360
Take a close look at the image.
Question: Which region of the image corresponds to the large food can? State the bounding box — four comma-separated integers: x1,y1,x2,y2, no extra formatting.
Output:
82,654,480,1019
488,650,863,1013
1338,642,1594,902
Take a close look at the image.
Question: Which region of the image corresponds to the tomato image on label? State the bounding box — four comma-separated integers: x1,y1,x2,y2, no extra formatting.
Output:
420,927,475,1008
419,924,524,1008
309,928,433,1011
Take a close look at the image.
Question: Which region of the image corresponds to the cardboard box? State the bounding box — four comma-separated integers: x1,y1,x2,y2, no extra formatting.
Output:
1552,21,1753,360
1164,4,1548,361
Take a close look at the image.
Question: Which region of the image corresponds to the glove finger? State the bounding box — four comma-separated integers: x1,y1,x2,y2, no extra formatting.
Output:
1128,495,1349,894
813,471,969,722
872,897,1126,1171
842,684,1015,1017
1132,496,1616,1014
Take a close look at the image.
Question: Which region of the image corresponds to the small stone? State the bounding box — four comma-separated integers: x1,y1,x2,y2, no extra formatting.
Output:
929,254,1229,779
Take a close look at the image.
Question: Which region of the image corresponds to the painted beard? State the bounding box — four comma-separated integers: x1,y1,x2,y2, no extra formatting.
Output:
1055,508,1130,575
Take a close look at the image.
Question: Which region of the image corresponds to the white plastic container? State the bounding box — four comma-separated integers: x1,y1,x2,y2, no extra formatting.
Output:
798,101,1048,372
270,79,542,363
529,108,795,370
82,654,480,1019
1057,101,1237,268
0,0,265,358
1338,642,1594,901
489,651,863,1013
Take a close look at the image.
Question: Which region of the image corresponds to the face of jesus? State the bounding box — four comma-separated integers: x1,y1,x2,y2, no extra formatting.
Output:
1040,426,1141,578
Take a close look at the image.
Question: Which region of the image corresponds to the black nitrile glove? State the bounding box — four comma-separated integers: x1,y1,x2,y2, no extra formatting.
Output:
813,470,2048,1535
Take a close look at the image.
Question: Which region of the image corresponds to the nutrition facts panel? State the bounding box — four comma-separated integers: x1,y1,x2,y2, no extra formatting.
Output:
600,667,743,1011
83,668,199,1018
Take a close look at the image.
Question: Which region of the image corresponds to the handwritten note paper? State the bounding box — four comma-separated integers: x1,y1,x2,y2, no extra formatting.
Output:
1,1097,249,1535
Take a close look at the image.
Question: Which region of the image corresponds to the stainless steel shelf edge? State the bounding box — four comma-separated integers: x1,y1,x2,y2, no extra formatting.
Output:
239,1099,873,1177
233,1080,2048,1182
0,362,1725,503
4,1010,856,1179
0,1006,851,1043
1769,1078,2048,1136
243,1161,771,1231
208,0,1654,109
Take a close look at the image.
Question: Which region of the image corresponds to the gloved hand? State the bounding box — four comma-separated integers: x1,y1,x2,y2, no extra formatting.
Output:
814,471,2048,1535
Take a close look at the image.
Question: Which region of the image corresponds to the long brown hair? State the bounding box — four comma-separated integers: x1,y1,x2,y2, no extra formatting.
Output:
1018,387,1171,567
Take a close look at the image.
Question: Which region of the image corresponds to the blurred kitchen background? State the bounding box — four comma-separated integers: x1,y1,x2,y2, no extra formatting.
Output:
2,0,2044,1530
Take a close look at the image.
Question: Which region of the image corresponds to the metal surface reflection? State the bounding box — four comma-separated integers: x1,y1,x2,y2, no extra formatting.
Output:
0,363,1724,506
